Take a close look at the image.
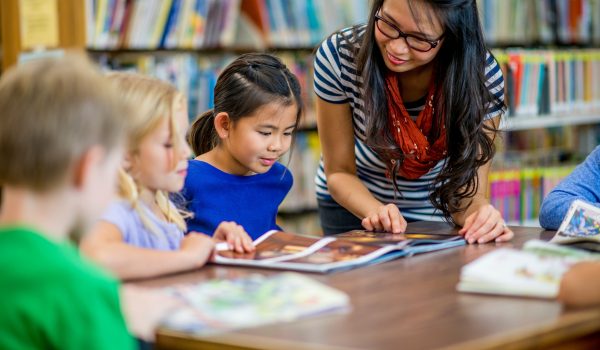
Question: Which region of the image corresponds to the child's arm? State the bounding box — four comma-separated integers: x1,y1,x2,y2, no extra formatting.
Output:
81,221,214,280
210,221,255,253
539,146,600,230
557,261,600,307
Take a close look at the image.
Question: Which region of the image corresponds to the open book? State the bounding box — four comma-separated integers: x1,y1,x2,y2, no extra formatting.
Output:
213,227,465,273
161,272,350,334
457,240,599,298
551,199,600,252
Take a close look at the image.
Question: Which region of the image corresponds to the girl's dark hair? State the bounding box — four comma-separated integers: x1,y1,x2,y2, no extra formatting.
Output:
350,0,504,222
189,53,303,155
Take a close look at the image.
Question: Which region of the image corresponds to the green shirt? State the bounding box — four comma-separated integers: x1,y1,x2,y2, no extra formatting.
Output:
0,227,135,350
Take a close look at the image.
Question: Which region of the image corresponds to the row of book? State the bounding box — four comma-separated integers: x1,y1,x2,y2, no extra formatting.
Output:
95,51,317,125
479,0,600,45
85,0,368,50
489,165,575,224
494,49,600,118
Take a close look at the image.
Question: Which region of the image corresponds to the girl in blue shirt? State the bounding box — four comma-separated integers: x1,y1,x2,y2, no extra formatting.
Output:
184,53,303,240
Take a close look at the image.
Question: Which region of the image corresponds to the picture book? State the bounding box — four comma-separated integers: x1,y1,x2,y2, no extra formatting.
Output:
551,199,600,252
161,272,350,334
213,228,465,273
457,240,599,299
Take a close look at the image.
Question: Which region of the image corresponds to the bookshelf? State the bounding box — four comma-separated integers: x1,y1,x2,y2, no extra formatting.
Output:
481,0,600,227
502,113,600,132
2,0,600,232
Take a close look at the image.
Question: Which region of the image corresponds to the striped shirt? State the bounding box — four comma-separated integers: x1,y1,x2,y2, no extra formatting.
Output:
313,25,506,221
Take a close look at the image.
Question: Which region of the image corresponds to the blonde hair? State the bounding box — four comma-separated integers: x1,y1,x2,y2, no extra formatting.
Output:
108,72,190,234
0,55,131,191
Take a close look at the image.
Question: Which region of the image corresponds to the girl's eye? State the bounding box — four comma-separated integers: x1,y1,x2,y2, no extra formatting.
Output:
258,131,271,136
284,132,294,136
164,142,174,148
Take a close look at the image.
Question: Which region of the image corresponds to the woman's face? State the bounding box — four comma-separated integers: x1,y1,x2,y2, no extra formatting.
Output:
374,0,445,74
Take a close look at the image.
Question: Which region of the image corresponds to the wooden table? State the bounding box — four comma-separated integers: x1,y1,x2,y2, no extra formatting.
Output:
133,223,600,350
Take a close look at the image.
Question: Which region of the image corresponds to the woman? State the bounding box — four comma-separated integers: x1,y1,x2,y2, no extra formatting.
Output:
314,0,513,244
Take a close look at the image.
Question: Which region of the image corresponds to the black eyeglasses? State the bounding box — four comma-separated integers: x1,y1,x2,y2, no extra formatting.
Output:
374,13,443,52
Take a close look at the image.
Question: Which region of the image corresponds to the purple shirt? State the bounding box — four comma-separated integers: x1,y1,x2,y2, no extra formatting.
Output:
101,200,183,250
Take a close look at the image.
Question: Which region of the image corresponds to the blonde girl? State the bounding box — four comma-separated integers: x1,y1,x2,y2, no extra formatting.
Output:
81,73,253,280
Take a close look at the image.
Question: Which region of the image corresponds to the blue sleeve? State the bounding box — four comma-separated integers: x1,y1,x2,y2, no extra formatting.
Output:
539,146,600,229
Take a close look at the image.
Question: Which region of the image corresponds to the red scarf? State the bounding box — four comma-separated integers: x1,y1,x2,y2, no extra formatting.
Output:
384,72,447,179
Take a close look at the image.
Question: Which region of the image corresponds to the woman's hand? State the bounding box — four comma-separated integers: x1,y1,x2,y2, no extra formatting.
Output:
212,221,255,253
361,203,407,233
458,204,513,244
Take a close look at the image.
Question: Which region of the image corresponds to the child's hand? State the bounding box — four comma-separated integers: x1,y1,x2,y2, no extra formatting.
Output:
362,203,407,234
120,285,182,341
213,221,255,253
179,232,215,266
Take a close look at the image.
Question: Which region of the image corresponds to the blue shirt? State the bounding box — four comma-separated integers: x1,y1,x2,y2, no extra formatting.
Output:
182,160,293,240
313,25,506,221
101,200,183,250
539,146,600,230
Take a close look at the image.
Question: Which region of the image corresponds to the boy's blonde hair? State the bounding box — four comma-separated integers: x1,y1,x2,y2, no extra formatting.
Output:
0,55,131,191
107,72,189,234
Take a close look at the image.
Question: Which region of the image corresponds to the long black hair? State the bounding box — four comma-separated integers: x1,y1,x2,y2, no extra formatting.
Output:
351,0,504,222
188,53,303,155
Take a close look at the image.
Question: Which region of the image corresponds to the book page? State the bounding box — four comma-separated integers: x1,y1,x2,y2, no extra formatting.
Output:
287,239,391,265
215,231,334,263
458,248,580,298
553,199,600,246
162,273,350,334
335,230,462,246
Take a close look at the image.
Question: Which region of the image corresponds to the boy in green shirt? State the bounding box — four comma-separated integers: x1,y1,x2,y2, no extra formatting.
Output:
0,56,135,349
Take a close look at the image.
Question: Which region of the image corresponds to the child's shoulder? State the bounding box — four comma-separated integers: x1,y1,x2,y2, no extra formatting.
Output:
0,226,116,288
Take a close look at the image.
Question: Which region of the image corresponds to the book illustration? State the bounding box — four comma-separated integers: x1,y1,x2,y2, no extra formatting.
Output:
335,230,456,245
214,227,465,273
161,272,350,334
287,239,396,265
215,230,334,263
556,199,600,237
552,200,600,251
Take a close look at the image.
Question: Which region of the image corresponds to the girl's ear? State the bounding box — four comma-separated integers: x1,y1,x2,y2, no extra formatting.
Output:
214,112,231,139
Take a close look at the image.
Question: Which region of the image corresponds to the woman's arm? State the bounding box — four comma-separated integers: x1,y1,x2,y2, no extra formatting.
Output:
316,97,406,233
80,221,214,280
455,116,514,243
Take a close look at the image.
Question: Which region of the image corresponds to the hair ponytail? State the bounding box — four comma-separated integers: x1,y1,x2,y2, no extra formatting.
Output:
188,109,217,156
